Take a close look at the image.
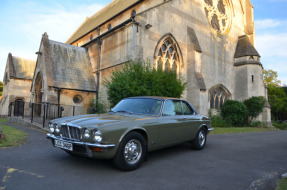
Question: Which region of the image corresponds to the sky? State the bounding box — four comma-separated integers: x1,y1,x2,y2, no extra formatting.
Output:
0,0,286,84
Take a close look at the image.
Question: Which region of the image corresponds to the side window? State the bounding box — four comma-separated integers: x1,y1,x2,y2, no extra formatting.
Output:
162,100,182,116
182,101,194,115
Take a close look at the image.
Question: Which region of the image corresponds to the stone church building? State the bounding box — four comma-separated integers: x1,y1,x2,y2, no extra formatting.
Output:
0,53,36,116
1,0,271,123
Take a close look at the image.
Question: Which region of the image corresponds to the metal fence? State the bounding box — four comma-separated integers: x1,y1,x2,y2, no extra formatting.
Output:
8,101,95,128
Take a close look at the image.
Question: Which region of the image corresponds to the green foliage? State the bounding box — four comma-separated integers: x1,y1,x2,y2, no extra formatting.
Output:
249,121,267,128
263,69,281,87
88,94,107,114
0,81,3,96
267,85,287,119
243,96,265,123
105,60,187,107
211,127,275,134
221,100,248,127
272,121,287,130
211,115,231,128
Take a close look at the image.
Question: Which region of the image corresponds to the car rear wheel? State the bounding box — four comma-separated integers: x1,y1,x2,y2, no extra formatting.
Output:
191,128,207,150
113,132,146,171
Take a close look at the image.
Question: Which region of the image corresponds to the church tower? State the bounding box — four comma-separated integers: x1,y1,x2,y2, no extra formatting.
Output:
233,35,271,123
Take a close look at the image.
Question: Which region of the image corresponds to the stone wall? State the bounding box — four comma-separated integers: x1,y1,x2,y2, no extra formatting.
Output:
0,78,33,115
70,0,268,119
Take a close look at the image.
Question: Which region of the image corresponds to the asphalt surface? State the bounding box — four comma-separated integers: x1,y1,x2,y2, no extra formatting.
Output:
0,122,287,190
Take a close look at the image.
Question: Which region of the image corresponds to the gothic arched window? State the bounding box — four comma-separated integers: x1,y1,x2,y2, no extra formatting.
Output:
155,36,180,73
209,85,231,109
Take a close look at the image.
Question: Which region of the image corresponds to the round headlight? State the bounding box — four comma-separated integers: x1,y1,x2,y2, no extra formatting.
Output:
55,124,60,133
93,130,102,142
49,123,55,133
84,129,90,139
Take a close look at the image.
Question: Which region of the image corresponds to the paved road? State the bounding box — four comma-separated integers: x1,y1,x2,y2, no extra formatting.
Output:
0,123,286,190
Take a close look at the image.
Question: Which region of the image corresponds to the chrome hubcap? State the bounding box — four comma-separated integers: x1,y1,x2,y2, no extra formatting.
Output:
198,130,206,147
124,139,142,165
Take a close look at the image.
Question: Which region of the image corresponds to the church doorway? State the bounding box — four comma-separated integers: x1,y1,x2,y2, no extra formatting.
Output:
34,73,43,117
14,99,24,116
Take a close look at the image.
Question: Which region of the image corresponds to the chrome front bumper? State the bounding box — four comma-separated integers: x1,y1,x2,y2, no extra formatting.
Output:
46,133,115,149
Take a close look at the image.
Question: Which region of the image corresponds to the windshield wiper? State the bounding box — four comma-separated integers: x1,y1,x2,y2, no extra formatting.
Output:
116,110,132,114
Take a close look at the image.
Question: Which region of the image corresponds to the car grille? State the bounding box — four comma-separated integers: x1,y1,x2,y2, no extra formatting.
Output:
61,125,81,140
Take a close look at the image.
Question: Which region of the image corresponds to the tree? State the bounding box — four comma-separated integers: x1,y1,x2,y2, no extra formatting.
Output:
105,60,187,107
0,81,3,96
267,85,287,120
263,69,281,87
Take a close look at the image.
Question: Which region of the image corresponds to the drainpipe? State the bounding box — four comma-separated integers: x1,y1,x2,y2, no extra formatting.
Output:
57,88,61,118
96,38,102,104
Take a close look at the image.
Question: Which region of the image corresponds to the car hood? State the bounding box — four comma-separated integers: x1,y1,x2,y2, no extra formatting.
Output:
50,113,156,127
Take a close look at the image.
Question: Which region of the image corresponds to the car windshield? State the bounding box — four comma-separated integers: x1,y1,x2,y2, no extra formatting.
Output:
111,98,163,115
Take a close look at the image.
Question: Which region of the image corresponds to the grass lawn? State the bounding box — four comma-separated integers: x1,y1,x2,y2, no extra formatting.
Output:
276,178,287,190
211,127,278,134
0,119,27,148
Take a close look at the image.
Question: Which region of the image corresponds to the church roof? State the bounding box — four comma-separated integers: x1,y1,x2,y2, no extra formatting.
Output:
7,53,36,80
47,40,96,91
66,0,141,44
234,35,260,58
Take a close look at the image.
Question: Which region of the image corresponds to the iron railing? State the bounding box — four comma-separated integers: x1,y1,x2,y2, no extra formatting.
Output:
8,102,96,128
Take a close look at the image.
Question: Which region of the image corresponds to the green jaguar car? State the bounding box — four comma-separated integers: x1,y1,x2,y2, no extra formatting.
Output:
47,97,213,171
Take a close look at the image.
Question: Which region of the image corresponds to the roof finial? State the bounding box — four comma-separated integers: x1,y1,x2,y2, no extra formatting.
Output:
43,32,49,39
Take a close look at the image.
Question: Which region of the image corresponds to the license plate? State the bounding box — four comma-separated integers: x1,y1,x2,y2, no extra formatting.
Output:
54,140,73,151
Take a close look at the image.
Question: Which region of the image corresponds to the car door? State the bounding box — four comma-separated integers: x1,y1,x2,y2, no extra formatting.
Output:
158,100,189,145
180,101,203,140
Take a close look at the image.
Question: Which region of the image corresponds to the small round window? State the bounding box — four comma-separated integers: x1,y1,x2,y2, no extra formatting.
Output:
73,95,83,104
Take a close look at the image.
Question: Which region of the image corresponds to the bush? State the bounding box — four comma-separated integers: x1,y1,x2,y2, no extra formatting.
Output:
244,96,265,123
249,121,267,128
211,116,231,128
105,60,186,107
272,121,287,130
221,100,248,127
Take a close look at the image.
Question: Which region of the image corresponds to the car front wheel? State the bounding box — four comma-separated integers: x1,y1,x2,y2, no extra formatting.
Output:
113,132,146,171
191,128,207,150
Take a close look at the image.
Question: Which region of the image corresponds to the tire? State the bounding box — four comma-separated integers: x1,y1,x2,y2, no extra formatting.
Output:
113,132,146,171
191,128,207,150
